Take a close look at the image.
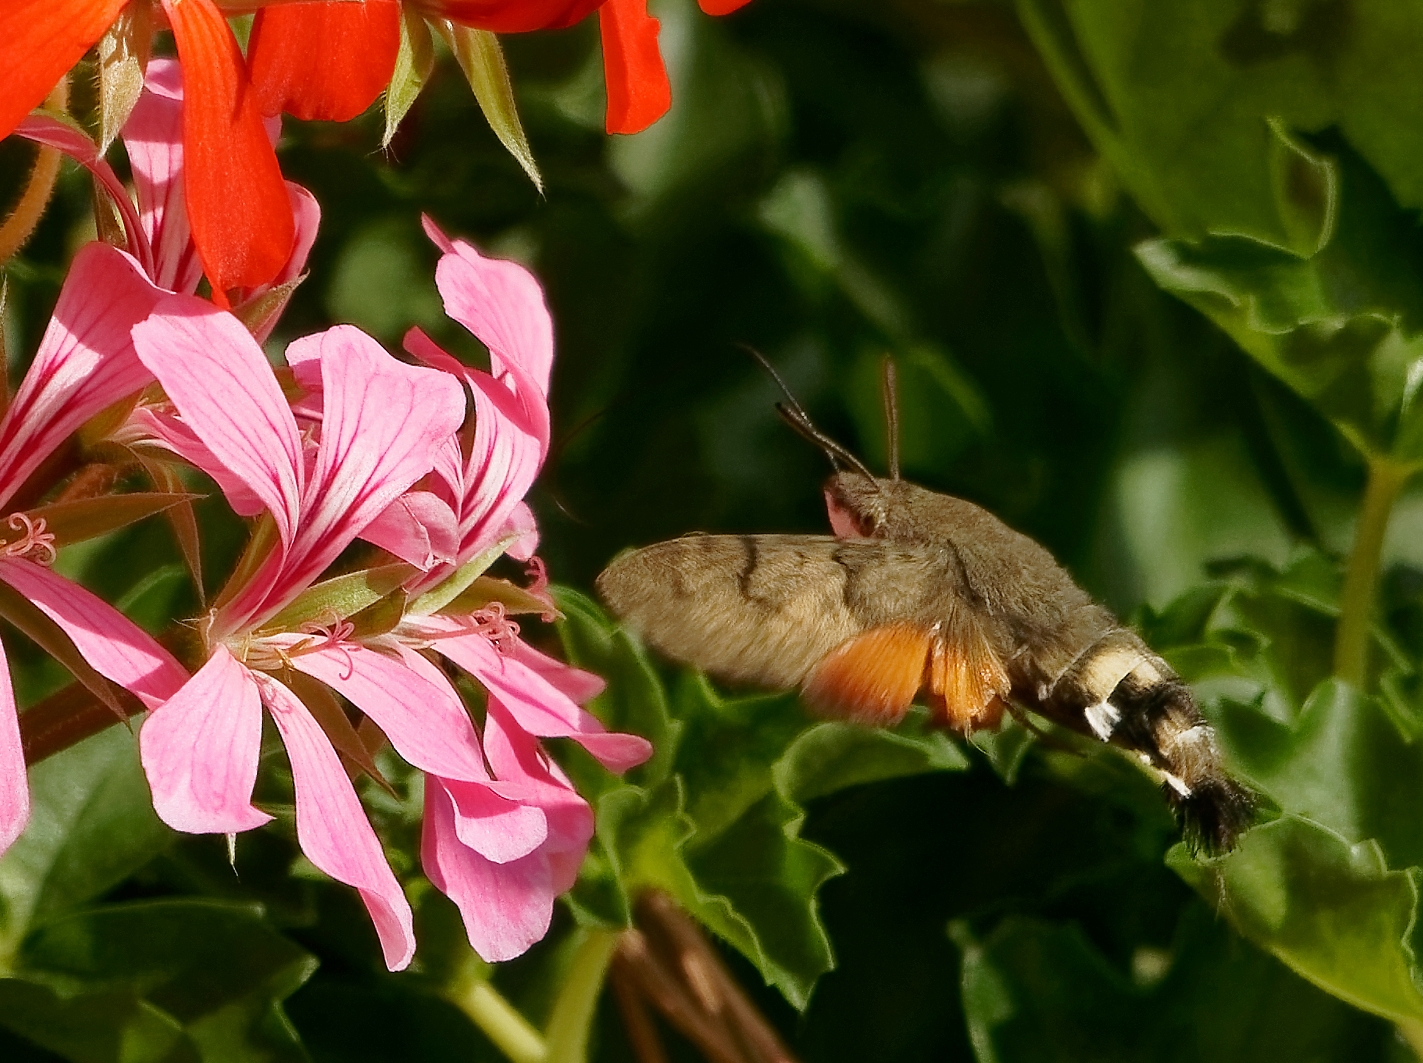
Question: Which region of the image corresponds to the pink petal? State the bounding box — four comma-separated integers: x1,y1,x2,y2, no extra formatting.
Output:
138,646,270,834
282,638,489,784
277,325,465,600
508,641,606,704
262,674,415,970
422,617,652,773
0,558,187,711
422,775,555,963
122,59,201,294
360,491,460,570
495,502,540,562
132,294,304,548
456,368,547,558
0,640,30,855
15,117,152,276
422,217,555,398
483,702,594,895
124,405,267,519
0,243,163,507
442,777,548,863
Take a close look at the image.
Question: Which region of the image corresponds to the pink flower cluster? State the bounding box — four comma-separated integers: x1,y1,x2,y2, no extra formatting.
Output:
0,68,649,969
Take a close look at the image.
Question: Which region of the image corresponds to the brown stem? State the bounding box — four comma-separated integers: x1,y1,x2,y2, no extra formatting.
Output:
20,680,139,765
610,962,670,1063
635,892,798,1063
613,929,748,1063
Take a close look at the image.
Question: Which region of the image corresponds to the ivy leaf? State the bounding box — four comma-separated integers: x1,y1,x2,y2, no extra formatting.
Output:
1170,816,1423,1025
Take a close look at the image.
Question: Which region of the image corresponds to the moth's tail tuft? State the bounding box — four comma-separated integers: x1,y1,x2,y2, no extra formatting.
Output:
1167,773,1257,856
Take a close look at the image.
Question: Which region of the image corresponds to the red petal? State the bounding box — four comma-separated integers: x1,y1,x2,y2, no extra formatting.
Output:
419,0,605,33
249,0,401,122
162,0,295,296
697,0,753,13
0,0,126,139
597,0,670,135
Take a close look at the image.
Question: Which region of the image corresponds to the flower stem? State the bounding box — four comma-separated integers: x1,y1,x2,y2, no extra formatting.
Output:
1334,457,1412,687
454,979,546,1063
544,929,619,1063
1398,1019,1423,1061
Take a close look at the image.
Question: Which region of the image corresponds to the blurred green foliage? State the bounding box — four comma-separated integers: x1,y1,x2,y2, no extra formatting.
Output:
11,0,1423,1059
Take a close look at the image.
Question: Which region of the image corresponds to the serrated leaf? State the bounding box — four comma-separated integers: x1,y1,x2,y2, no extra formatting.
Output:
774,719,970,804
384,10,435,148
1170,816,1423,1025
0,728,170,956
441,23,542,192
27,492,200,548
96,5,151,153
262,563,414,635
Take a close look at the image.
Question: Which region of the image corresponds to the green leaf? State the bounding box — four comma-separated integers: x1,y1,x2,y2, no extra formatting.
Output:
0,728,170,959
0,978,192,1063
774,718,970,804
15,900,315,1063
958,904,1388,1062
28,493,200,549
442,24,542,193
1170,816,1423,1024
384,10,434,148
407,537,518,618
554,588,679,788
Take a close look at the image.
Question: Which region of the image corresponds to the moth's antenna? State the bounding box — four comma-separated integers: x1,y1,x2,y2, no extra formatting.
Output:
740,344,880,482
774,404,878,481
739,344,816,426
881,355,900,481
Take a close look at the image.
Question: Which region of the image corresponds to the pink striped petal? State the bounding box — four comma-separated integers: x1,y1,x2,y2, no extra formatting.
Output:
262,674,415,970
0,558,187,711
0,244,163,507
132,295,304,548
421,617,652,773
15,118,152,276
138,647,270,834
495,502,540,562
122,59,201,294
422,217,555,397
457,368,547,558
125,405,267,518
483,702,594,895
0,640,29,855
360,491,460,570
422,775,555,963
282,638,488,783
277,326,465,600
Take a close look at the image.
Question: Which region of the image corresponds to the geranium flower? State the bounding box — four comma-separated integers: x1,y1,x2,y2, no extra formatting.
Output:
0,241,192,855
376,221,652,956
15,58,317,335
1,0,294,297
246,0,753,134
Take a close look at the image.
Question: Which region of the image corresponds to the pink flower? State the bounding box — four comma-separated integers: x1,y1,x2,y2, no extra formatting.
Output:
14,59,317,335
382,221,652,958
131,298,492,969
0,242,192,855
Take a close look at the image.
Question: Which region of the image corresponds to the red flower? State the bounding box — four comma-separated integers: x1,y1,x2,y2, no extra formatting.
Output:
245,0,753,136
0,0,294,297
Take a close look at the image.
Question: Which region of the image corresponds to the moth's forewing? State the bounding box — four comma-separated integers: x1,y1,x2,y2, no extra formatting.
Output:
596,534,948,691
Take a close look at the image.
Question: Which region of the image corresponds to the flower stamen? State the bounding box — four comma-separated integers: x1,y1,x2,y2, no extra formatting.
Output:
1,512,57,566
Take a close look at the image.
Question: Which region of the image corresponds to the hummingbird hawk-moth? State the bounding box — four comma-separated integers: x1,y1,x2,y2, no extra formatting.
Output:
596,367,1255,853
